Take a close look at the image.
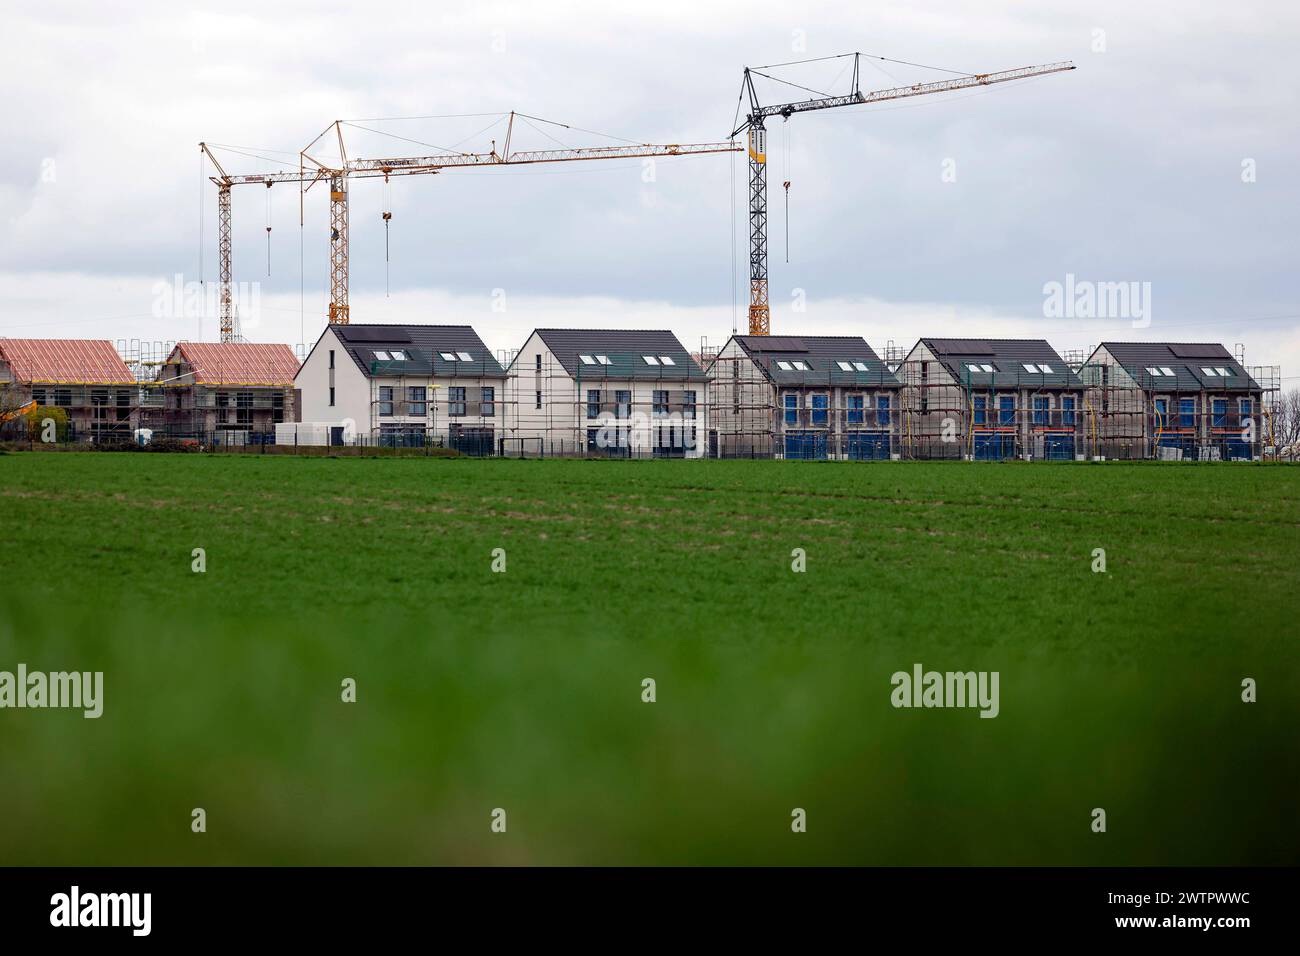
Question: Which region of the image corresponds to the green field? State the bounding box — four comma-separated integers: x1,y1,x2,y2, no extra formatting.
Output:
1,451,1297,865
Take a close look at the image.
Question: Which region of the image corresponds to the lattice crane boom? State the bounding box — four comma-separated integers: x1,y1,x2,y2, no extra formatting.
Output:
730,55,1076,335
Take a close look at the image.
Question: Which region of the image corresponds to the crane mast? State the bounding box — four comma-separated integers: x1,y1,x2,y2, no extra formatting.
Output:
202,116,740,342
730,55,1076,335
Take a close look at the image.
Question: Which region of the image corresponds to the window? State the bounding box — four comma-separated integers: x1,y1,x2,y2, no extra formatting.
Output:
1154,398,1168,427
999,396,1015,425
659,356,675,365
1061,396,1076,426
653,390,669,415
981,364,995,373
683,390,696,420
328,386,335,407
481,386,495,417
1240,398,1253,419
1201,367,1218,377
1160,367,1175,377
579,354,596,365
390,350,406,361
535,391,542,410
837,361,854,372
852,361,870,372
587,390,601,419
407,386,427,417
792,360,809,371
374,350,390,361
876,394,891,427
973,395,987,425
535,354,542,371
615,390,631,419
1033,396,1049,426
448,387,466,417
31,388,46,405
811,394,828,426
456,351,472,362
783,394,798,426
1022,363,1039,374
1212,399,1227,427
440,352,457,362
776,360,793,371
642,355,660,365
1145,367,1162,377
378,386,394,417
1216,367,1232,377
969,364,983,373
1038,363,1054,374
272,392,285,423
596,355,611,365
329,349,335,369
847,394,864,424
1179,397,1195,428
235,391,253,425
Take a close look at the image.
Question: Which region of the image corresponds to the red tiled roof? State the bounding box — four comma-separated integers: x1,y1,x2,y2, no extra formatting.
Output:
0,338,134,384
169,342,300,386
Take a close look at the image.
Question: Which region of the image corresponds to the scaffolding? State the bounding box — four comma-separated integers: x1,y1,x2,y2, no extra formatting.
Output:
498,350,706,458
893,359,1088,461
365,353,510,454
706,350,902,459
1077,357,1276,461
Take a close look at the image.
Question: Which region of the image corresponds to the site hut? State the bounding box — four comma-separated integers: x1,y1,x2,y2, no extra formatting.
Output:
145,342,300,442
706,335,902,460
1078,342,1267,460
898,338,1085,461
293,324,507,452
504,329,707,458
0,338,139,442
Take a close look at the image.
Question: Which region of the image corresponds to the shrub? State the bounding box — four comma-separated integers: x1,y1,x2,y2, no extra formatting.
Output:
24,405,70,442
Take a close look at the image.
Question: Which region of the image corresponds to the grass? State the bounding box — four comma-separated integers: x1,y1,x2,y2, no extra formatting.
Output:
0,451,1297,865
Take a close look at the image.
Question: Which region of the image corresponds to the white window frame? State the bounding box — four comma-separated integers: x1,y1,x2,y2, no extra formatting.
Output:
776,360,793,371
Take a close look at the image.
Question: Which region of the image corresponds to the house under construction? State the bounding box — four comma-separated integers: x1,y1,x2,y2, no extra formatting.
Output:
897,338,1086,460
144,342,301,440
0,338,139,441
504,329,707,458
1078,342,1275,460
705,334,902,459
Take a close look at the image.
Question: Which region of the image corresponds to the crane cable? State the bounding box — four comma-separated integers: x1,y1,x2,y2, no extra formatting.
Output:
382,173,393,297
782,120,791,263
265,181,273,276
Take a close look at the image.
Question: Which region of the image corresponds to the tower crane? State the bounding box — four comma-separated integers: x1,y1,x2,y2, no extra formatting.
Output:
201,113,740,343
730,54,1076,335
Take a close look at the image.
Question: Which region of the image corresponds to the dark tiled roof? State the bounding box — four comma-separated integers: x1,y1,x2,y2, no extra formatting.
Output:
919,337,1083,389
1097,342,1260,392
527,329,707,381
730,334,900,387
330,325,506,378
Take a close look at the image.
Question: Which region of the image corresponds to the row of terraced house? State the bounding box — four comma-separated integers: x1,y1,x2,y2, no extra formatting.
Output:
0,326,1276,461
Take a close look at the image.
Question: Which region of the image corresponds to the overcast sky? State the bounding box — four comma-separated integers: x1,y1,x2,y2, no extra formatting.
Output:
2,0,1297,381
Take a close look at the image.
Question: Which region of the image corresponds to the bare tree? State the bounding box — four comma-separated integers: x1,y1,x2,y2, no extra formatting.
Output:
1270,387,1300,456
